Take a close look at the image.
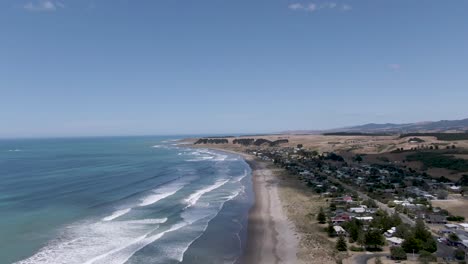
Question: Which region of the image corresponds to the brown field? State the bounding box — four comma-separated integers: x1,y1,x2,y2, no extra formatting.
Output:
185,134,468,155
185,134,468,181
432,198,468,219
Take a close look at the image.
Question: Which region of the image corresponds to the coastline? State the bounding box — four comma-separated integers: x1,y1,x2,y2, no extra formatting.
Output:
190,146,299,264
239,154,299,264
184,143,339,264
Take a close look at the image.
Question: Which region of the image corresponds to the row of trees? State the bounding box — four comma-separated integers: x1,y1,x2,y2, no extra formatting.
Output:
232,138,289,146
194,138,228,144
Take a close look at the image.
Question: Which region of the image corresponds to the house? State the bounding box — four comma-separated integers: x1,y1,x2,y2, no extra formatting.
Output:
386,237,404,246
426,214,447,224
354,216,373,222
342,195,353,203
459,223,468,231
349,207,366,214
332,213,352,224
366,208,378,214
333,225,347,236
445,224,459,230
385,227,396,238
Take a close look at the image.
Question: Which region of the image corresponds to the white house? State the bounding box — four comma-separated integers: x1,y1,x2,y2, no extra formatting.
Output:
459,223,468,231
349,207,366,214
354,216,373,222
385,227,396,238
386,237,404,246
333,226,347,236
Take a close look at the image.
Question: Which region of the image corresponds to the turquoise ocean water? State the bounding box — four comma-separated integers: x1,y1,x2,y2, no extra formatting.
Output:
0,136,253,264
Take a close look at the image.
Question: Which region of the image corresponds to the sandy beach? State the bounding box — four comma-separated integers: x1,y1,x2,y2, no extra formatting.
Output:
239,155,299,264
190,144,338,264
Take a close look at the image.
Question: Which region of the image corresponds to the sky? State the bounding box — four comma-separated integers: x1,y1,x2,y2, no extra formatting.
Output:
1,0,467,138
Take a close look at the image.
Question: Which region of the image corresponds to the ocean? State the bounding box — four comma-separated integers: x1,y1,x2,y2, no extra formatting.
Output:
0,136,253,264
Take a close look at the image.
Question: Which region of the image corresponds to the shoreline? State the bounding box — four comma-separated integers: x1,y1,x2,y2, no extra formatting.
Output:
195,146,299,264
240,156,299,264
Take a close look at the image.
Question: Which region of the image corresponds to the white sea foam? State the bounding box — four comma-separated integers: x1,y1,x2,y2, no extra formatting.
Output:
102,208,132,221
124,218,168,225
184,179,230,207
233,169,249,182
186,149,230,162
83,222,188,264
103,179,190,221
225,186,245,201
15,218,168,264
139,184,185,207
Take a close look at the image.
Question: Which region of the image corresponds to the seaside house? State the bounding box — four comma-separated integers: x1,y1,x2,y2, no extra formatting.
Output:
384,227,397,238
333,226,347,236
386,237,404,247
354,216,373,222
459,223,468,231
332,213,352,225
348,207,366,214
426,214,448,224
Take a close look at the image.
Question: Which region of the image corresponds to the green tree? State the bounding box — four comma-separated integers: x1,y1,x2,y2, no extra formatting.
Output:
317,207,327,224
414,219,431,241
454,249,465,261
343,219,362,242
449,233,460,241
390,246,407,260
390,212,402,227
327,222,334,237
336,236,347,251
354,155,363,163
401,235,423,253
364,229,385,249
394,224,411,239
357,232,366,249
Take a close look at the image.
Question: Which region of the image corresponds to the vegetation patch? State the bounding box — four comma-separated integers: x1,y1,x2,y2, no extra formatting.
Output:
400,132,468,141
406,152,468,172
323,132,392,136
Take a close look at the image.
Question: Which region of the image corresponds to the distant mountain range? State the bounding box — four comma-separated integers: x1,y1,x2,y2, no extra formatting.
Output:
283,118,468,134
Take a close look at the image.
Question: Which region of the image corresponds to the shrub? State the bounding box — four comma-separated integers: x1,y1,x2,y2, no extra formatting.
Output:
317,207,327,224
390,246,407,260
336,236,347,251
349,245,364,252
419,250,437,263
447,216,465,221
454,249,465,261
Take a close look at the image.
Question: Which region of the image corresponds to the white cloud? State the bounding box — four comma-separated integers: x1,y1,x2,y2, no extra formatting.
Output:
288,2,351,13
388,64,401,71
341,4,352,11
321,2,337,9
306,3,317,12
23,0,64,12
288,3,304,10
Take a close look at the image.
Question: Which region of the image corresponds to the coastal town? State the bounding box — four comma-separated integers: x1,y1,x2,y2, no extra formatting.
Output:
192,134,468,264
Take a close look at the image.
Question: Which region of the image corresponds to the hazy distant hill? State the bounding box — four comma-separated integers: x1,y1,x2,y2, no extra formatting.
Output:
283,118,468,134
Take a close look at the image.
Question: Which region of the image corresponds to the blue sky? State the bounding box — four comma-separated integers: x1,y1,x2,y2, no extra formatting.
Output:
1,0,467,137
